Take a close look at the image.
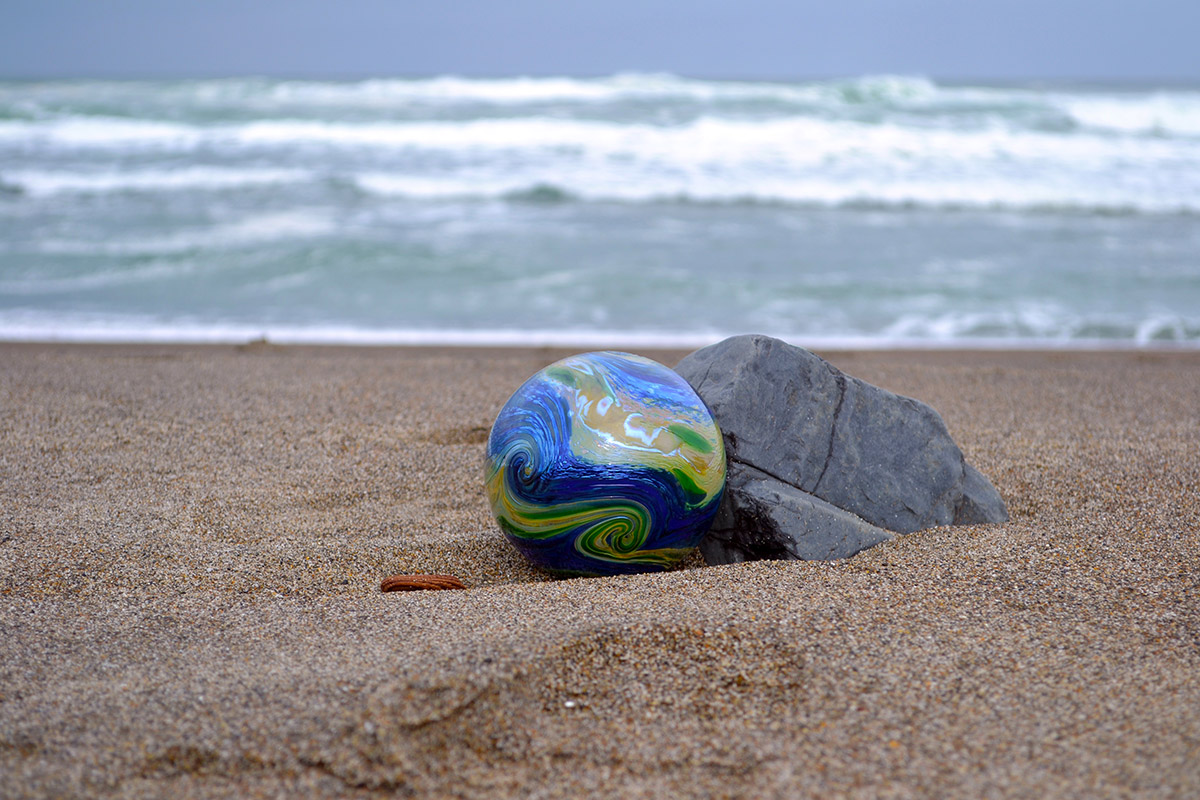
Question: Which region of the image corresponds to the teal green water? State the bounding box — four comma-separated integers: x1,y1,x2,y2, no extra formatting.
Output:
1,74,1198,346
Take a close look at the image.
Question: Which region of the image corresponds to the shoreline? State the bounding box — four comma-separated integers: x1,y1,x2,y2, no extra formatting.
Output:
2,341,1197,797
4,334,1200,354
7,337,1200,361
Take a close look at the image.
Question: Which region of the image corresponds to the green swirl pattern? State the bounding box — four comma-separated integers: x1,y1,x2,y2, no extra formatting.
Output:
484,351,725,576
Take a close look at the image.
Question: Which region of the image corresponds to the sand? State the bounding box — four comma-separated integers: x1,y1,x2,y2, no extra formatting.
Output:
1,342,1198,799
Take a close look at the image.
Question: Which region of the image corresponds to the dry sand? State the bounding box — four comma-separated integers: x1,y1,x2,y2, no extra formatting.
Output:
1,342,1198,798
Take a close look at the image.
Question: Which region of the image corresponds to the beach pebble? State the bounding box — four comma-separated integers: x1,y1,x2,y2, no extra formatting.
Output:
676,334,1008,563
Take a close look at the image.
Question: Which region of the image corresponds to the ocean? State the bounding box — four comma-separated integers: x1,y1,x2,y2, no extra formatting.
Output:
1,73,1198,348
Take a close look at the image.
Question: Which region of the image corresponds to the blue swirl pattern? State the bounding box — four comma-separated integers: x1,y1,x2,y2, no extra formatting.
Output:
485,352,725,576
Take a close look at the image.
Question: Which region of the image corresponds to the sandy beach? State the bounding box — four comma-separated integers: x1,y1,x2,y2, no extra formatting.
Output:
1,341,1198,798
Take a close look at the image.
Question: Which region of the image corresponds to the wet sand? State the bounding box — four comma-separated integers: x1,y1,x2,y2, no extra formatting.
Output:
1,342,1198,798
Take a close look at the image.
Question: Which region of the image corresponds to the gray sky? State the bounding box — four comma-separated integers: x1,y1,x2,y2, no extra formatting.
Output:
3,0,1198,82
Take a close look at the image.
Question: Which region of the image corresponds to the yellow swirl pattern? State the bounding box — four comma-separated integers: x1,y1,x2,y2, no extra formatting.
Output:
484,351,725,575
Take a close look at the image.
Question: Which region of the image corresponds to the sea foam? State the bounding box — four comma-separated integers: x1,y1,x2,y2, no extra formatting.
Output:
2,75,1198,348
4,111,1195,213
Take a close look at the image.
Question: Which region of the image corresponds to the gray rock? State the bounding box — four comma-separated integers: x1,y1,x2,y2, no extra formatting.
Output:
954,463,1005,524
676,334,1008,564
701,464,895,563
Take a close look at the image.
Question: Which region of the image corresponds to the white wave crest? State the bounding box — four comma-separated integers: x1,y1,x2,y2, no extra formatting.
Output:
3,78,1199,214
339,114,1200,213
0,117,202,148
7,110,1195,161
4,166,312,196
1063,91,1200,136
2,309,1195,350
185,73,943,108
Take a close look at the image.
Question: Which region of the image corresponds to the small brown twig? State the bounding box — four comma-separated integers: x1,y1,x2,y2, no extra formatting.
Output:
380,574,467,592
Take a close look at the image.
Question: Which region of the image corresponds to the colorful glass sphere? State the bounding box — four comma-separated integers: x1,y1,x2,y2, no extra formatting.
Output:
485,351,726,576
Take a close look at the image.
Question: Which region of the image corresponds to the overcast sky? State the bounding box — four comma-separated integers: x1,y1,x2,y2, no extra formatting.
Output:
3,0,1198,83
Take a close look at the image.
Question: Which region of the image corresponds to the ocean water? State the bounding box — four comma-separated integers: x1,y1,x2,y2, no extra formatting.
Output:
1,73,1198,348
